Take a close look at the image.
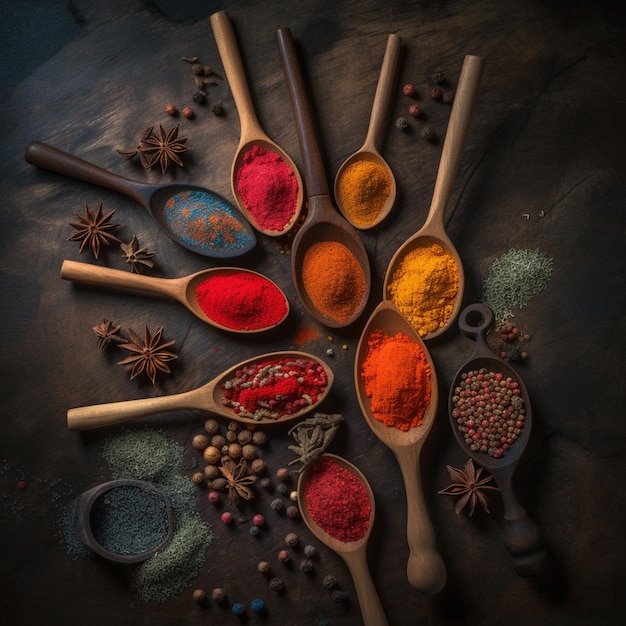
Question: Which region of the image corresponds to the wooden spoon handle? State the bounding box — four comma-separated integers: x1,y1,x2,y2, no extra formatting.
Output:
24,141,150,206
364,34,402,150
276,28,329,198
342,551,389,626
66,389,207,431
424,55,484,232
396,447,447,594
210,11,264,138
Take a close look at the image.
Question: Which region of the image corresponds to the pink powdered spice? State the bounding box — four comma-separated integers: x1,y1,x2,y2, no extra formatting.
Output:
235,145,298,232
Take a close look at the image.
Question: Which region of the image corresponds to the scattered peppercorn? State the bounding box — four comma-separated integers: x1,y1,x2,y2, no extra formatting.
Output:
285,532,299,547
221,511,233,524
332,590,348,602
395,116,409,131
192,472,204,485
420,127,436,141
276,483,288,495
276,467,290,481
250,458,266,474
443,91,455,104
182,106,194,119
431,71,446,85
16,480,26,491
208,491,220,504
278,549,290,563
192,588,207,603
251,598,265,613
323,574,338,589
204,418,220,435
192,434,209,450
408,103,421,118
253,514,265,526
205,465,219,480
211,587,227,602
165,104,178,116
429,87,442,100
211,102,224,115
232,602,245,616
269,577,284,592
249,525,260,537
304,544,317,558
257,561,271,574
289,490,298,502
286,505,299,518
252,431,267,446
270,498,283,511
260,477,272,489
402,83,416,96
192,91,206,104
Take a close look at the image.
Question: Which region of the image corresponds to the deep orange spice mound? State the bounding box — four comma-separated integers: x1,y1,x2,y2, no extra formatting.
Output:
361,329,431,431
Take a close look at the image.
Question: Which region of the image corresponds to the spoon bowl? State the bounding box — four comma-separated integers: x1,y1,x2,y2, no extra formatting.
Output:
67,350,334,431
334,34,401,229
298,453,388,626
355,300,446,595
276,27,371,327
25,141,256,258
448,303,546,576
383,55,484,340
60,260,289,332
211,11,304,236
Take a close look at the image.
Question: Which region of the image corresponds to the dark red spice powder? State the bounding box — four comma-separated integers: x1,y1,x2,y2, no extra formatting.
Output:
194,271,287,331
304,457,371,542
235,145,298,232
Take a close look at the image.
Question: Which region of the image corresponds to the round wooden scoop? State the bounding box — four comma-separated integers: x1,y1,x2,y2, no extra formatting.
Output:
448,303,546,576
334,34,401,229
297,453,389,626
25,141,256,258
355,300,447,595
210,11,304,236
67,351,333,431
60,260,289,333
383,55,484,339
276,27,371,328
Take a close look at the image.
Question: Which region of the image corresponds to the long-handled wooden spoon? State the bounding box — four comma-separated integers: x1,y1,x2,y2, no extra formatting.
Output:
25,141,256,258
355,300,447,594
210,11,304,236
448,303,546,576
383,55,484,339
334,34,401,229
298,453,389,626
276,27,371,328
67,351,333,431
60,260,289,333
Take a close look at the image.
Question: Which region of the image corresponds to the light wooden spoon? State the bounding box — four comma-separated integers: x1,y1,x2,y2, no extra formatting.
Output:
298,453,388,626
448,303,546,576
276,27,371,328
60,260,289,333
210,11,304,236
383,55,485,340
67,351,333,430
355,300,446,595
334,33,401,229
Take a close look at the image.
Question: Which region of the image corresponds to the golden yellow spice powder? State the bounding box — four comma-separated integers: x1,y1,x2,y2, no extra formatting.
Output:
387,243,459,337
336,158,391,228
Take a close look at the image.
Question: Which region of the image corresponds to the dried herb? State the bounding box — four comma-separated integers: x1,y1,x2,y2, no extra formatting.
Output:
92,318,125,351
117,326,178,384
287,413,343,472
218,457,257,506
121,235,156,273
68,202,122,258
438,458,499,516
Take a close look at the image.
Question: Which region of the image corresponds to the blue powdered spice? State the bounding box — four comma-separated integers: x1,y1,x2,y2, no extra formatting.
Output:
164,189,253,252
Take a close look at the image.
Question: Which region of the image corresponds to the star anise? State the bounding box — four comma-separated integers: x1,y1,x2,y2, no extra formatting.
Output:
68,202,122,258
117,126,156,169
218,457,257,506
438,458,499,516
120,235,156,273
117,326,178,384
92,318,125,351
140,124,190,174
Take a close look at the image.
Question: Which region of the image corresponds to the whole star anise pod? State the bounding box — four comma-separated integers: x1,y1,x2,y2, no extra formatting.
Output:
219,457,257,506
121,235,156,273
92,318,125,351
117,326,178,384
438,458,499,516
140,124,190,174
68,202,122,258
117,126,156,169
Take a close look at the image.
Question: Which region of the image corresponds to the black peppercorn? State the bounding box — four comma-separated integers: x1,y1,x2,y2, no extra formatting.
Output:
211,102,224,115
395,116,409,131
420,127,435,141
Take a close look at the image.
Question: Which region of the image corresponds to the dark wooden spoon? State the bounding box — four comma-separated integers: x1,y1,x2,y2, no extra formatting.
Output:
276,27,371,328
25,141,256,258
448,303,546,576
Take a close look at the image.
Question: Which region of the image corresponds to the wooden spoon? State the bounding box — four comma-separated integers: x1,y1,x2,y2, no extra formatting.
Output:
67,351,334,431
355,300,447,595
448,303,546,576
60,260,289,333
297,453,389,626
276,27,371,328
334,33,401,229
24,141,256,258
210,11,304,236
383,55,484,339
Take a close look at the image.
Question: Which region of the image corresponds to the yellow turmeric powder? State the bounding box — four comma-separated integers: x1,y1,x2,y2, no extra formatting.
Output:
387,243,459,337
336,158,391,228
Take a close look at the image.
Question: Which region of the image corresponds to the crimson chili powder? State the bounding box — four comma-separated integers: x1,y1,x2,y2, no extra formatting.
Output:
304,457,371,542
235,145,298,232
194,271,287,331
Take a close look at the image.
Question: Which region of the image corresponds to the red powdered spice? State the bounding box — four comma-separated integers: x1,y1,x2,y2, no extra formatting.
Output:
304,457,371,542
235,144,298,232
194,271,287,331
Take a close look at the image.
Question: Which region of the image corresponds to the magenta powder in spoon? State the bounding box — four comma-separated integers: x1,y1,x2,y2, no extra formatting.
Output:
235,145,298,231
194,271,287,331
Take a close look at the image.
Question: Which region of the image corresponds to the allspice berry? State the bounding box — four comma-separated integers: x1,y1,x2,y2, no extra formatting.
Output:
211,587,227,602
211,434,226,449
237,429,253,445
192,434,209,450
228,443,243,459
276,467,290,481
192,472,205,485
204,418,220,435
204,465,219,480
192,588,207,603
251,458,266,474
285,532,299,547
257,561,271,574
203,445,221,464
252,431,267,446
242,444,256,461
226,430,238,443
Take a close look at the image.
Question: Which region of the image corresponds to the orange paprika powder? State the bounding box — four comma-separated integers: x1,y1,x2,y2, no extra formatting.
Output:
361,329,431,431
